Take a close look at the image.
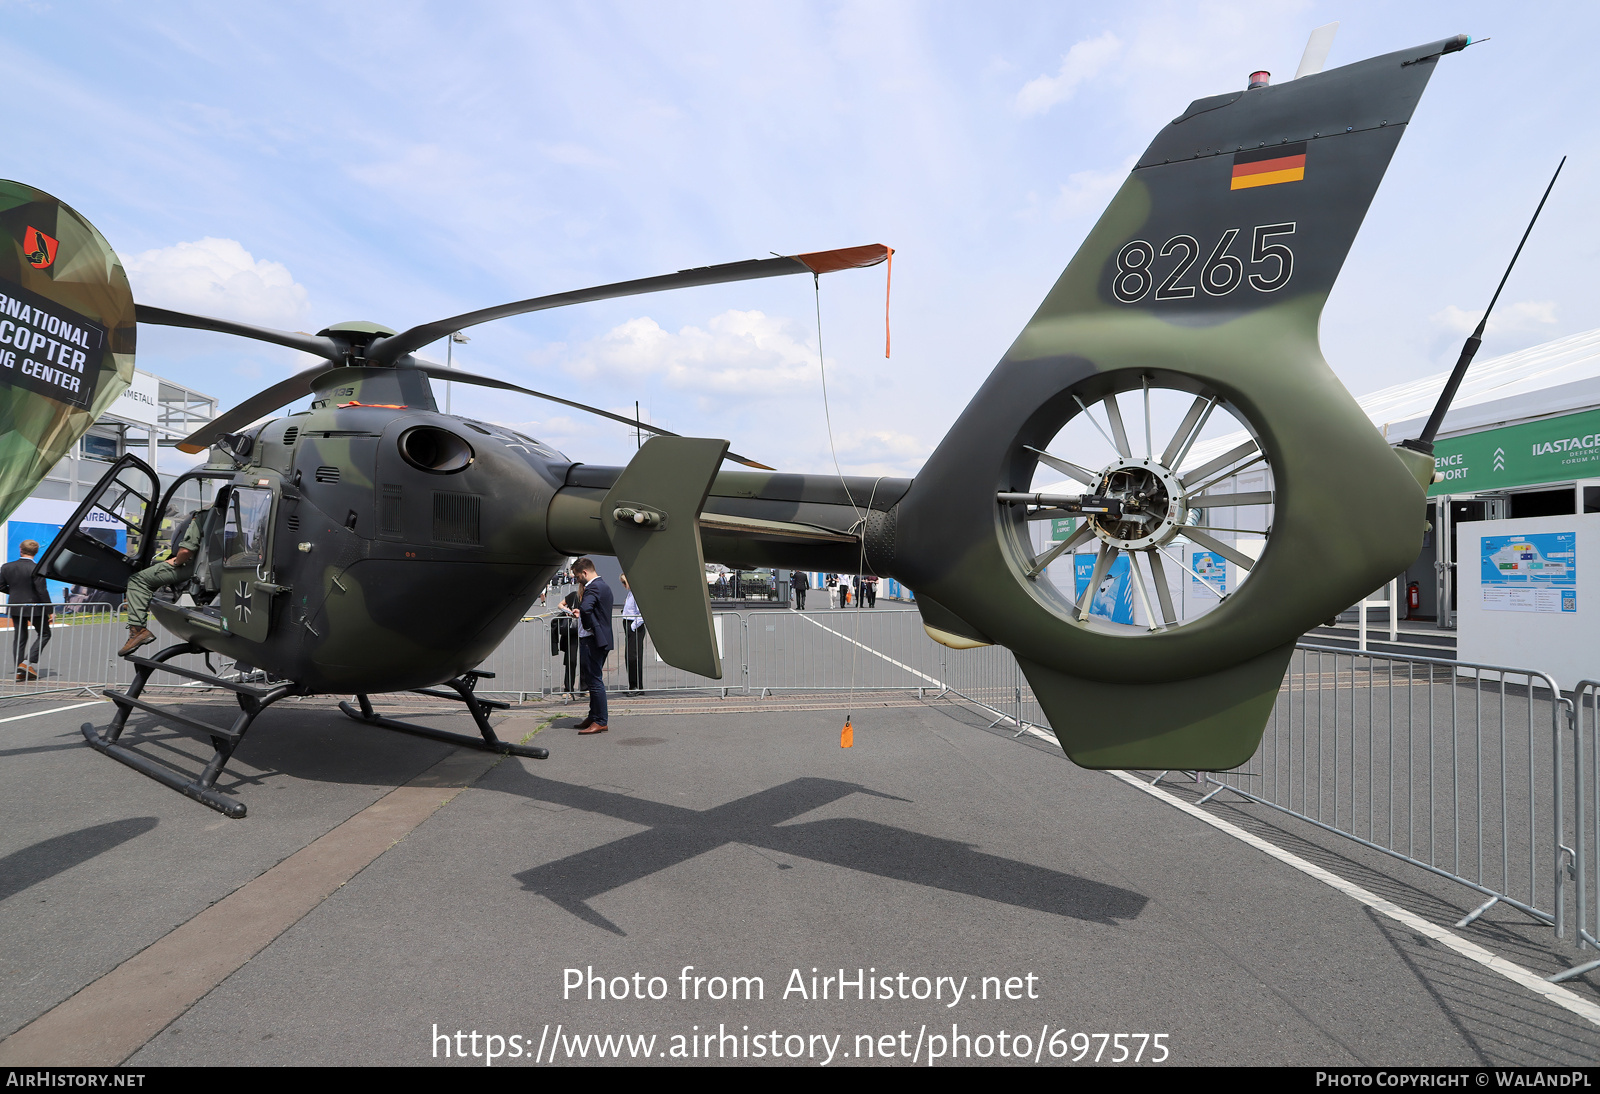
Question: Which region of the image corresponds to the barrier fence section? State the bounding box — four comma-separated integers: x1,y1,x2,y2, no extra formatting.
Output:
1570,680,1600,982
474,608,1044,731
1198,644,1575,952
0,603,135,700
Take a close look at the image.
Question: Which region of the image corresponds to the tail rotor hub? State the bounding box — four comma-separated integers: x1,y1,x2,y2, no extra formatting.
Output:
1090,458,1184,551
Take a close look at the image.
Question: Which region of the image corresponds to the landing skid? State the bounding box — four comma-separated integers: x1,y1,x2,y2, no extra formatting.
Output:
338,670,549,760
86,642,298,818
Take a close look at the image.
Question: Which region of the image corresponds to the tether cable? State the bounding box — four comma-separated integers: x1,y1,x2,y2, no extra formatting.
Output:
812,274,881,746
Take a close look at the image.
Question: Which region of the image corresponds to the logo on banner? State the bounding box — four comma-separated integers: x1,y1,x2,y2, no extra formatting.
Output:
23,227,58,270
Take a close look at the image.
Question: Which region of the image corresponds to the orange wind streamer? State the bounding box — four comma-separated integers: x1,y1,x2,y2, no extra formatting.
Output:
884,247,894,358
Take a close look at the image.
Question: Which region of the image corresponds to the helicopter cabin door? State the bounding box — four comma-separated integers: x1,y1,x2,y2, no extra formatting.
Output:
216,483,279,642
36,454,161,593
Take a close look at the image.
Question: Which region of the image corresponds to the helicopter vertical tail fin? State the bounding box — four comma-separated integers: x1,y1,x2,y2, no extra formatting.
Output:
889,36,1472,771
1013,34,1469,342
603,436,729,679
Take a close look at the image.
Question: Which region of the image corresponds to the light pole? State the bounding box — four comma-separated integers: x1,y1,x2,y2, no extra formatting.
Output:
445,331,470,414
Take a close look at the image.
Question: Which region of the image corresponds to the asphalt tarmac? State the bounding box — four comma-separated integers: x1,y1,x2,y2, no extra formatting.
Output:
0,679,1596,1066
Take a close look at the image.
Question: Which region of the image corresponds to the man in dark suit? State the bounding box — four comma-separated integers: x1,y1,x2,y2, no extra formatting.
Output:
567,557,614,734
0,539,53,682
792,569,810,611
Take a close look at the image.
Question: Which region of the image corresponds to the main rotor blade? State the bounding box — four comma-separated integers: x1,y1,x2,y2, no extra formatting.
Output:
175,364,331,453
366,244,892,366
136,304,343,361
406,364,774,469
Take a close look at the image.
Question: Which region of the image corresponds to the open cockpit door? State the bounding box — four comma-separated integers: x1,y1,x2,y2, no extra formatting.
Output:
36,454,160,592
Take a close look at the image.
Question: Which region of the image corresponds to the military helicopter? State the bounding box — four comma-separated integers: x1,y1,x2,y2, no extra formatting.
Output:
34,31,1489,817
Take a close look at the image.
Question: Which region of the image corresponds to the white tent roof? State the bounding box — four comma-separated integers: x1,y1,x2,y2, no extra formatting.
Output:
1183,326,1600,470
1034,327,1600,494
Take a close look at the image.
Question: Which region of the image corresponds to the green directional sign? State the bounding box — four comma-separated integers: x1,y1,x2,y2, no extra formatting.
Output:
1428,406,1600,496
1051,516,1077,541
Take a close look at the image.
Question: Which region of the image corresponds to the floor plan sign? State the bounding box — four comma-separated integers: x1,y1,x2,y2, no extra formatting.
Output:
1481,531,1576,613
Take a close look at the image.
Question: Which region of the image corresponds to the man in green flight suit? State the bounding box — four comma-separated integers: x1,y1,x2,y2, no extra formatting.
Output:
118,510,203,657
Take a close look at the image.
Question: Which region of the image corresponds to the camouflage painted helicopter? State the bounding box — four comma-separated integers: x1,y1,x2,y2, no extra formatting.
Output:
34,31,1485,817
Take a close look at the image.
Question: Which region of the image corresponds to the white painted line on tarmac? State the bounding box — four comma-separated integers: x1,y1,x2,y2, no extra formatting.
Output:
1110,769,1600,1028
0,700,107,725
793,614,944,686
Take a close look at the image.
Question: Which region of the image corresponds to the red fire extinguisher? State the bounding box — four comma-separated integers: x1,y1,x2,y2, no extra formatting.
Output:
1407,581,1421,618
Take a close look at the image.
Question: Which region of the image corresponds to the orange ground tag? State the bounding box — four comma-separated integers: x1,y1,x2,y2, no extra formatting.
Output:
840,719,853,748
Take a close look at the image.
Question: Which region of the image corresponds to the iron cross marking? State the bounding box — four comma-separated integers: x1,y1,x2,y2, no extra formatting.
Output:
233,580,251,622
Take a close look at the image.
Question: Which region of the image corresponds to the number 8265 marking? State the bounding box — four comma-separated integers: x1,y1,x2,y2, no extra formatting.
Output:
1112,223,1295,303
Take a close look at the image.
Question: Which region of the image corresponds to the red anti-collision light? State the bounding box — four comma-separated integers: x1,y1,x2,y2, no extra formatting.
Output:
1248,70,1271,89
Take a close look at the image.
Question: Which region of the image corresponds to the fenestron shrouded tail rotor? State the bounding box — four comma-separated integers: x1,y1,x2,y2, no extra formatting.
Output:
139,244,891,465
891,35,1474,769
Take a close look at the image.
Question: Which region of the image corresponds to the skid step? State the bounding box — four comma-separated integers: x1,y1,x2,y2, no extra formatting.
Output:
124,653,285,698
105,688,240,743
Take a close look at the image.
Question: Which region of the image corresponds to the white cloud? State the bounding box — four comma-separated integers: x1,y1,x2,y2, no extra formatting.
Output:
1052,159,1134,220
563,309,819,392
1430,300,1559,337
831,428,931,477
1016,31,1121,116
122,238,310,330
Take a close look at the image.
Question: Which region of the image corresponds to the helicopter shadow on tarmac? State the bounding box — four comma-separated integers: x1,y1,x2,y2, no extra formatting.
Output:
496,767,1149,936
94,699,458,798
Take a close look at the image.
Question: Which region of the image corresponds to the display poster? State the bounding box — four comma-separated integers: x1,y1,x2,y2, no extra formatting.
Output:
1050,517,1077,542
1189,549,1228,600
1480,531,1576,613
1074,552,1134,624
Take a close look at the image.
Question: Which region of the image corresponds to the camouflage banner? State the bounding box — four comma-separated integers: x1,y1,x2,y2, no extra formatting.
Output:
0,181,135,523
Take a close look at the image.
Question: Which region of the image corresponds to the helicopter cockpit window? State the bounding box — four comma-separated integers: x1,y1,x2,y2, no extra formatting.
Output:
222,487,273,568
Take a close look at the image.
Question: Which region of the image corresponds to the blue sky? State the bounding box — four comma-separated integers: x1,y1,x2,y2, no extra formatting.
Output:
8,1,1597,476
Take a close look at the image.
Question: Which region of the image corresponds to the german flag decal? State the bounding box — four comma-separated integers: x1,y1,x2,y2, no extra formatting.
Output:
1231,142,1306,190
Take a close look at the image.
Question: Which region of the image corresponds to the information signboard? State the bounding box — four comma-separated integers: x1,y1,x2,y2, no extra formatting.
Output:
1480,531,1576,613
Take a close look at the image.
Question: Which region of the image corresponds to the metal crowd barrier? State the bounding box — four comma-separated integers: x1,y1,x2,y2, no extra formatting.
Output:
0,602,134,699
1196,644,1575,953
1567,680,1600,982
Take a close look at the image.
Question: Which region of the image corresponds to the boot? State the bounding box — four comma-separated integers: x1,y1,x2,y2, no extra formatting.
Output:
118,625,156,658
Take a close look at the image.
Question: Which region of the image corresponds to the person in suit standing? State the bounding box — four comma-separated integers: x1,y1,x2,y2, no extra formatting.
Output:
567,557,614,733
792,569,810,611
0,539,53,682
619,573,646,691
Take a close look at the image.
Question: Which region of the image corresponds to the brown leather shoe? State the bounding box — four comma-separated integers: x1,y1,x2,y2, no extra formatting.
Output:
13,667,23,683
577,723,608,735
573,717,595,730
21,663,37,681
118,626,155,657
